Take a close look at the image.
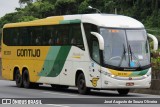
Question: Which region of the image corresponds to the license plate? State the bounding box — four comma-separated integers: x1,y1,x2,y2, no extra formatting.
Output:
126,82,134,86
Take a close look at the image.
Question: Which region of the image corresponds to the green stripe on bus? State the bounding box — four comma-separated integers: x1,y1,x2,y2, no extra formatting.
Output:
39,46,71,77
129,72,140,77
60,19,81,24
138,69,148,75
39,46,61,77
129,69,148,77
47,46,71,77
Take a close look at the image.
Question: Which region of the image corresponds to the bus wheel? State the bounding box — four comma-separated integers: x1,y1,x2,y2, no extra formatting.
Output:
22,69,31,88
117,89,130,95
77,73,90,94
15,69,23,88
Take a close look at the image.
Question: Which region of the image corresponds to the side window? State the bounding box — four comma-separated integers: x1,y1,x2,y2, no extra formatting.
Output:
19,27,28,46
92,41,100,63
56,25,69,45
3,28,11,45
3,28,21,46
70,24,84,50
33,27,43,46
12,28,19,46
3,24,84,47
83,23,100,63
44,26,55,46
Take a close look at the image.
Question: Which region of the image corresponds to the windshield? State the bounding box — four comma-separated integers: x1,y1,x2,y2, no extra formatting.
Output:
100,28,150,68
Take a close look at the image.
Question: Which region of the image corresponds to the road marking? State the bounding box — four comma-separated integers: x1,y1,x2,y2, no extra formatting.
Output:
46,104,70,107
43,92,78,97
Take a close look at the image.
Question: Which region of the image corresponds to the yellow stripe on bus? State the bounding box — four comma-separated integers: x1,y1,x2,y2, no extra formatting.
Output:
3,16,64,28
108,69,132,77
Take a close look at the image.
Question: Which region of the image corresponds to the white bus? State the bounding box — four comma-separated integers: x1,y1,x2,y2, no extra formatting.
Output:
2,14,158,95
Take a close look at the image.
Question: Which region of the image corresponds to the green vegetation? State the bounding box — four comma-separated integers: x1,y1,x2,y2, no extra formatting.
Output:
0,0,160,78
151,50,160,79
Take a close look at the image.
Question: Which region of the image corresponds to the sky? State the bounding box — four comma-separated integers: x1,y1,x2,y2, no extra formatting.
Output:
0,0,20,18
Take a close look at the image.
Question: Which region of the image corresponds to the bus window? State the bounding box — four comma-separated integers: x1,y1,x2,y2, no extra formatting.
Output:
19,27,28,46
70,24,84,50
56,32,61,45
3,24,83,47
3,28,11,45
33,27,42,46
12,28,19,46
43,26,54,46
56,25,69,45
83,23,100,63
92,41,100,63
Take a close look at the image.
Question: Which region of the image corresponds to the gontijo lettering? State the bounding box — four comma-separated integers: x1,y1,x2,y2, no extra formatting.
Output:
17,49,40,57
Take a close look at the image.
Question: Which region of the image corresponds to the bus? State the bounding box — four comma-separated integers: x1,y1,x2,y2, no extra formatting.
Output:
1,14,158,95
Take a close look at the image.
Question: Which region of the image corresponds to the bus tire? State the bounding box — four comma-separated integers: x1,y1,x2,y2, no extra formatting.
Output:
22,69,31,88
15,69,23,88
117,89,130,95
77,73,90,94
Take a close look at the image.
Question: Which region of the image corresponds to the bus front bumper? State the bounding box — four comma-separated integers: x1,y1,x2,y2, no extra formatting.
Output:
101,75,151,89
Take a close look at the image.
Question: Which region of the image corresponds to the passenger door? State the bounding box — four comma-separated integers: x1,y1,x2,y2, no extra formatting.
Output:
88,39,101,88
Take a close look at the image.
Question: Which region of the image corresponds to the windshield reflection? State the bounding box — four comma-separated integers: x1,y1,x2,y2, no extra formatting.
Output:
100,28,150,68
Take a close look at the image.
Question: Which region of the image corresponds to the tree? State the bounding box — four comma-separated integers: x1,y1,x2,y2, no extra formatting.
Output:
78,0,89,14
54,0,77,15
19,0,33,4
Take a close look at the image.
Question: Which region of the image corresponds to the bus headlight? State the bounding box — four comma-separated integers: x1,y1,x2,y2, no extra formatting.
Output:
111,75,115,78
143,75,148,78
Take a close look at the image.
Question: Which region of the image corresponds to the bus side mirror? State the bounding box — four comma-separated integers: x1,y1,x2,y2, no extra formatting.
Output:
91,32,104,50
148,33,158,51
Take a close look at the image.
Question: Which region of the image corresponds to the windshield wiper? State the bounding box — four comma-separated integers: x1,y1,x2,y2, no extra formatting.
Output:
119,44,126,67
129,44,141,67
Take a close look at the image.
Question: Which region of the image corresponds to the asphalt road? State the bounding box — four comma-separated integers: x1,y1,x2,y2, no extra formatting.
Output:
0,80,160,107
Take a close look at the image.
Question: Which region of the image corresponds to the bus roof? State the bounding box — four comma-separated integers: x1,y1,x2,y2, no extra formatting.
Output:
81,14,144,28
3,14,144,29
